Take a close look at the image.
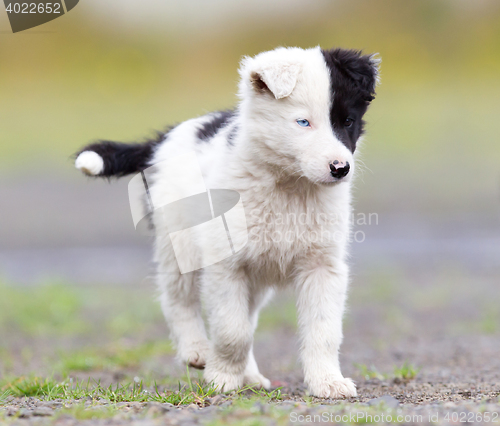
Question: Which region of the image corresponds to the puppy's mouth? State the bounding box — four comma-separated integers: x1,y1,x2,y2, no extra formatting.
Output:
303,174,345,186
319,179,343,186
315,173,349,186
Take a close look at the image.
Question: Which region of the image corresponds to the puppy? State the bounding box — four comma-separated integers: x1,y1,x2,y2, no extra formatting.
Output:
75,46,379,398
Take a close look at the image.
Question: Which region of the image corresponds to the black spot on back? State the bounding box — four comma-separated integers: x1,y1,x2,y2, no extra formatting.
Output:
321,48,378,153
227,125,238,147
197,110,235,142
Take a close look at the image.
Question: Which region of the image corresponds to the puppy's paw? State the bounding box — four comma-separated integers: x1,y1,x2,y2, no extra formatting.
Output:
307,376,357,399
244,372,271,390
178,340,210,370
204,368,244,393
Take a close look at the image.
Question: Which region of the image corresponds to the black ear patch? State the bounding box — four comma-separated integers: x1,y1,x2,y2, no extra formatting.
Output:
321,48,379,153
321,48,378,101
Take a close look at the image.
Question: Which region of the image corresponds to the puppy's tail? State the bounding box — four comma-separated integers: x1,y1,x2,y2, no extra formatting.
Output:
75,137,161,178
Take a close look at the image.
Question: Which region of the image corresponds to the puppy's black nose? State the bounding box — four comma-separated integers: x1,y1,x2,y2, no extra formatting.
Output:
330,161,350,179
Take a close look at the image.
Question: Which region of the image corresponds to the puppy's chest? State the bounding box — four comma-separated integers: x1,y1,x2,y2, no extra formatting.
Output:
245,197,330,259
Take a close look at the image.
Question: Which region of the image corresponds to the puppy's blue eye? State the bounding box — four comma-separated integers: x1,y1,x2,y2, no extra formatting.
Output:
296,119,310,127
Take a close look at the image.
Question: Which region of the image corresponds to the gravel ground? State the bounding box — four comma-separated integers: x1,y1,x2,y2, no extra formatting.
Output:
0,271,500,426
2,381,499,426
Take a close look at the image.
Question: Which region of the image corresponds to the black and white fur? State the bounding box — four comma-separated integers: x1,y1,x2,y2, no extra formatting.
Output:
75,46,379,398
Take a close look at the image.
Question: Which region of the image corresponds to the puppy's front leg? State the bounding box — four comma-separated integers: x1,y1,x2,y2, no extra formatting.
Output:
203,267,252,392
295,259,357,399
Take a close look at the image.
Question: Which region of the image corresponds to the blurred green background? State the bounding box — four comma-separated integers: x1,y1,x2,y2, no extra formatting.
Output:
0,0,498,280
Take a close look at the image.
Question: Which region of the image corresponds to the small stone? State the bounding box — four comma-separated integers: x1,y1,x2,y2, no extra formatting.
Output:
144,402,159,408
251,401,266,414
39,401,63,408
33,407,55,417
145,401,170,416
198,405,217,415
295,403,309,413
367,395,400,408
6,407,18,416
18,408,32,418
208,395,224,405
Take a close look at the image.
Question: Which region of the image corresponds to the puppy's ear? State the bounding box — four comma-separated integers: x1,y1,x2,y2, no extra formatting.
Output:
250,63,301,99
322,48,381,101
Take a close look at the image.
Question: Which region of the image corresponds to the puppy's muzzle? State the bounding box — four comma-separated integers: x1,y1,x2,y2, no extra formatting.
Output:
330,160,350,179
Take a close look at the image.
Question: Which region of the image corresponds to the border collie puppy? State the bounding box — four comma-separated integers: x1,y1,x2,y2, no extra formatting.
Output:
75,46,379,398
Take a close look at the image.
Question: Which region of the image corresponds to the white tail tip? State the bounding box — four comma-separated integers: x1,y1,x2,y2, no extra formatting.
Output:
75,151,104,176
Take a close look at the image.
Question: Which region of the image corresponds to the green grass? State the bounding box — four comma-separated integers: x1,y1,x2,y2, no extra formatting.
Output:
354,362,419,382
0,281,172,379
393,362,419,382
258,296,297,331
0,283,88,336
0,390,12,404
354,364,386,381
55,405,120,421
473,303,500,335
0,372,284,409
0,364,282,406
0,282,166,339
57,340,174,374
0,281,166,353
0,376,213,405
2,377,67,399
0,373,290,424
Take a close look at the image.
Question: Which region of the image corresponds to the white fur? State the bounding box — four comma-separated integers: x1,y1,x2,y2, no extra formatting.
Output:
75,151,104,176
151,46,362,398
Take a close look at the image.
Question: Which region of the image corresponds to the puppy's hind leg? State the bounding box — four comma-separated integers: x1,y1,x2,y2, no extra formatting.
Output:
156,239,209,369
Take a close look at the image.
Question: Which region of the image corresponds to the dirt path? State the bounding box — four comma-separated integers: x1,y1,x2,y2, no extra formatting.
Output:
1,261,499,425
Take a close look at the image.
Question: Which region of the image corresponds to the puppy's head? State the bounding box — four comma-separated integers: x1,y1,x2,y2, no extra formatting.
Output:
238,46,379,185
